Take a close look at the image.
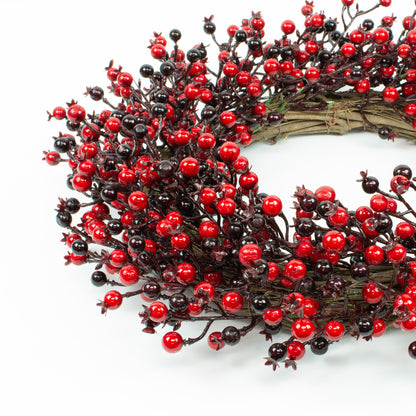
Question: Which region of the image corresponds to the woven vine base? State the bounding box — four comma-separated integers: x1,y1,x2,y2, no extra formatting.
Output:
253,93,416,144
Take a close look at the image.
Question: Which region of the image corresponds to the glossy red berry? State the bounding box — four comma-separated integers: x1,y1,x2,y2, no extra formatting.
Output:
239,243,262,267
67,104,86,123
104,290,123,310
263,308,283,325
283,259,306,282
219,141,240,163
324,320,344,341
370,194,387,212
281,20,296,34
149,302,169,323
322,231,346,253
216,198,236,216
222,292,244,313
193,282,215,301
315,186,336,202
219,111,237,128
72,174,92,192
128,191,148,211
207,331,225,350
386,244,407,264
396,222,414,240
287,341,305,360
365,245,385,265
119,264,140,286
162,332,183,353
291,318,315,341
176,263,196,284
382,87,399,103
373,27,389,44
179,157,200,177
199,220,220,239
262,195,282,216
372,318,386,337
362,282,384,304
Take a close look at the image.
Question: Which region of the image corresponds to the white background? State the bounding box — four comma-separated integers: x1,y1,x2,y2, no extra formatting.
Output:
1,0,416,415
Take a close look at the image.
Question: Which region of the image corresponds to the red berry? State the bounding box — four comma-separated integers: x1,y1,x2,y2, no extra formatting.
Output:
305,66,320,82
162,332,183,353
223,62,238,77
328,208,349,227
370,194,387,212
267,262,279,281
174,130,191,146
177,263,196,284
117,72,133,87
401,313,416,332
199,220,220,239
355,78,370,94
197,133,216,150
104,290,123,310
263,308,283,325
216,198,236,216
372,318,386,337
219,141,240,163
222,292,244,313
322,231,346,253
52,106,66,120
287,341,305,360
324,320,344,341
208,331,225,350
110,249,128,268
151,44,166,59
350,29,364,44
264,58,280,75
105,117,121,133
315,186,336,202
219,111,237,128
262,195,282,216
390,175,410,194
179,157,200,177
395,222,414,240
373,27,389,44
394,294,416,313
239,243,262,267
193,281,215,301
184,84,201,100
45,151,60,166
171,233,190,250
382,87,399,103
281,20,296,34
341,42,356,58
355,206,373,222
283,259,307,282
128,191,148,211
291,318,315,341
362,282,384,304
67,104,86,123
386,244,407,264
199,187,216,205
72,174,92,192
149,302,168,322
303,297,319,318
119,264,140,286
310,14,324,28
364,245,385,265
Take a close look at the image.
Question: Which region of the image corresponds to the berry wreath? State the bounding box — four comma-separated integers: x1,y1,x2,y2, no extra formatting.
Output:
44,0,416,370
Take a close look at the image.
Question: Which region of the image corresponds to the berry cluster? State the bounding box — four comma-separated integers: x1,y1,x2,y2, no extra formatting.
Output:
45,0,416,370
